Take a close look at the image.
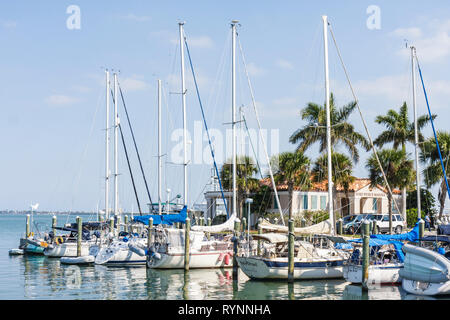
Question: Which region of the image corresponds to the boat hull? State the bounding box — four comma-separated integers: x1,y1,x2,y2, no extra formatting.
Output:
402,279,450,296
44,242,99,258
148,251,233,269
236,256,344,280
95,245,147,266
343,263,403,284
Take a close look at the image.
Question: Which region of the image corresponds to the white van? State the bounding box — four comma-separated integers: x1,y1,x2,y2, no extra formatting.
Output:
368,214,406,234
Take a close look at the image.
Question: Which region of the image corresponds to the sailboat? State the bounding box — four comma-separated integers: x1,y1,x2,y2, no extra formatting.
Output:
147,21,246,270
44,71,116,261
343,45,426,285
235,16,350,280
400,47,450,296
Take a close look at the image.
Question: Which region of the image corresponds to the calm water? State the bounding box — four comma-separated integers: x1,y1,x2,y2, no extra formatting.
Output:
0,214,441,300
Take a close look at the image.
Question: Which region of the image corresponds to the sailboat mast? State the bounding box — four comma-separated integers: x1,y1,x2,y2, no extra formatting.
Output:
105,70,110,221
322,15,335,235
411,46,421,220
158,79,163,215
231,20,238,217
179,22,188,208
114,72,119,217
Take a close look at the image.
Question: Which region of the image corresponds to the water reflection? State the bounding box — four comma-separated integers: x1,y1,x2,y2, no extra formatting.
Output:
342,284,407,300
236,279,347,300
13,255,450,300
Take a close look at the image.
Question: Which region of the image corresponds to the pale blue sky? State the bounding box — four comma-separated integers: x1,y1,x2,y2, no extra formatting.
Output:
1,1,450,212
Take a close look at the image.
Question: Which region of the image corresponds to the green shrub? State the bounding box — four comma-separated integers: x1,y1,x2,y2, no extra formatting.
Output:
406,208,427,228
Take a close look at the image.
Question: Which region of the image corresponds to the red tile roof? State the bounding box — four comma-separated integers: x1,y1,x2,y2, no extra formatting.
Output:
259,177,401,195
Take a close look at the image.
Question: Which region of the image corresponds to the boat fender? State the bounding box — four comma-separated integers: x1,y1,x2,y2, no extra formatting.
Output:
224,253,230,265
218,253,225,261
147,248,161,260
127,243,146,256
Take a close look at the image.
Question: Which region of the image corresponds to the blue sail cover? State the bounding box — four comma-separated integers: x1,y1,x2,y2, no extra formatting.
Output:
370,222,419,242
132,206,187,226
334,223,420,262
343,238,406,262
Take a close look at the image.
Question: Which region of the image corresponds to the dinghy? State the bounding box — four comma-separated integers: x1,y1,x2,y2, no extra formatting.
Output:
8,248,24,255
400,239,450,296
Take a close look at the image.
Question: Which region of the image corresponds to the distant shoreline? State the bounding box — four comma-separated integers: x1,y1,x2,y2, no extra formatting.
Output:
0,211,98,215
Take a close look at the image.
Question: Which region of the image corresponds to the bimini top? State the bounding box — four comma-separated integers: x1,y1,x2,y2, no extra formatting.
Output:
251,233,289,244
133,206,187,226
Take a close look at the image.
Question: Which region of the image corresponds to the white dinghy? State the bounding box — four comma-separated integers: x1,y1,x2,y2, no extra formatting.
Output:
400,242,450,296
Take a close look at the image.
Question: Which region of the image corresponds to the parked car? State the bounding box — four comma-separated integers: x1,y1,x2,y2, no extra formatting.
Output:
337,214,357,233
368,213,406,234
344,214,371,234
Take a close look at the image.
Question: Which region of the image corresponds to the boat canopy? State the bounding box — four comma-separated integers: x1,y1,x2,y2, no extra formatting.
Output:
335,224,420,262
344,238,406,262
259,218,332,235
191,213,237,233
133,206,187,226
251,233,289,243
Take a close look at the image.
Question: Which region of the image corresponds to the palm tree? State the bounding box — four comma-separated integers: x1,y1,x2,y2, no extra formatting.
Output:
272,152,311,220
374,102,435,219
366,149,415,234
220,156,259,219
289,93,369,163
420,131,450,219
312,152,355,218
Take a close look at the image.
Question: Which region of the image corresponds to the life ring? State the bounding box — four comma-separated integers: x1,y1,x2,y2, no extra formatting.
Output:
55,236,64,245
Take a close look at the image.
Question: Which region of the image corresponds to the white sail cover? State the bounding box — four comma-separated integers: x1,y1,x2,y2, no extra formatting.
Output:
260,218,332,235
190,213,237,233
166,228,206,250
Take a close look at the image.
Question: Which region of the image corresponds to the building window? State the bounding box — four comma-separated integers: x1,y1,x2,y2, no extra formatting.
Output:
392,199,398,213
372,198,377,212
303,194,308,210
320,196,327,210
273,195,278,209
311,195,317,210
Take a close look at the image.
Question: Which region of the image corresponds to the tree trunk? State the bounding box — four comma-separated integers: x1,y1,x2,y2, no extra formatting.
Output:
402,187,407,222
439,179,446,219
288,183,294,221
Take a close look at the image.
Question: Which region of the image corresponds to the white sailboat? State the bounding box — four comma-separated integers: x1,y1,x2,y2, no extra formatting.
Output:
236,16,350,280
147,21,244,269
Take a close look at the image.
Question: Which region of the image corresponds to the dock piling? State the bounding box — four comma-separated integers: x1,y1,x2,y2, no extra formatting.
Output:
419,219,425,245
26,214,30,238
184,217,190,271
52,216,57,236
257,218,262,256
337,218,343,235
233,218,241,281
77,216,82,257
362,220,370,290
288,219,294,283
109,217,114,237
124,215,128,233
